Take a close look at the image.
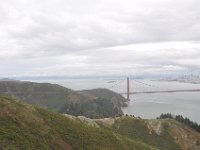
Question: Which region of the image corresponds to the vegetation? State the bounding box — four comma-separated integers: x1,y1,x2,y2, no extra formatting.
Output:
157,113,200,132
111,117,181,150
1,96,200,150
0,81,127,118
61,97,123,118
0,96,156,150
0,81,73,111
79,88,128,107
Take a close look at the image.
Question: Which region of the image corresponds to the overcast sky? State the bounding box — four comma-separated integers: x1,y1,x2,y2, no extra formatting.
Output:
1,0,200,78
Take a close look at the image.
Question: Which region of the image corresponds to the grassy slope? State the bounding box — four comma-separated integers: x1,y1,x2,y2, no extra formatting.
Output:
111,117,181,150
109,116,200,150
163,119,200,150
0,96,156,150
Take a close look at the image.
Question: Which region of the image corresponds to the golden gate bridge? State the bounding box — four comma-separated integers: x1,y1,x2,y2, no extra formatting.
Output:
108,77,200,101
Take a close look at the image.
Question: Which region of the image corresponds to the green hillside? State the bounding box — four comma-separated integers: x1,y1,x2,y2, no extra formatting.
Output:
110,117,200,150
111,117,181,150
0,96,156,150
1,96,200,150
0,81,127,118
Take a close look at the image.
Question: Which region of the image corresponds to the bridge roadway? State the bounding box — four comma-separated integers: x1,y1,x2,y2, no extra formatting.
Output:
121,89,200,95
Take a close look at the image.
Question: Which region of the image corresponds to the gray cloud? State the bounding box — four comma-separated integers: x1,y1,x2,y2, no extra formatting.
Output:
0,0,200,77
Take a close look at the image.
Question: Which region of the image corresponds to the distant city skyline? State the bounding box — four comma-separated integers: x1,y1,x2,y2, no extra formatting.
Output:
1,0,200,78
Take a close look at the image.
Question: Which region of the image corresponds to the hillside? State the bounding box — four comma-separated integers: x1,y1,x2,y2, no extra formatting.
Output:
79,88,128,107
0,81,127,118
62,88,127,118
111,117,200,150
63,114,200,150
0,81,75,111
0,96,156,150
1,96,200,150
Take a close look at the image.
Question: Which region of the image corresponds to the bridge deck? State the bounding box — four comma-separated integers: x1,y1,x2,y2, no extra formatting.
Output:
121,89,200,95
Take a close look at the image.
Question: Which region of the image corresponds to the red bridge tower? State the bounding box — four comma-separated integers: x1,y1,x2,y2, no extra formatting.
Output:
127,77,130,100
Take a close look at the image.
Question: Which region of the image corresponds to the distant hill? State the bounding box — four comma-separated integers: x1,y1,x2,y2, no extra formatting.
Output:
1,96,200,150
0,81,127,118
61,88,127,118
0,78,18,81
79,88,127,107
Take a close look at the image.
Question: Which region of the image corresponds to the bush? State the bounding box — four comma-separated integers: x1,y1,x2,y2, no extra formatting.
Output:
157,113,200,132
